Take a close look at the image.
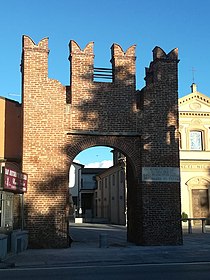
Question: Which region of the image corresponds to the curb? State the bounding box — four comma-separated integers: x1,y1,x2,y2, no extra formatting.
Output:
0,262,15,269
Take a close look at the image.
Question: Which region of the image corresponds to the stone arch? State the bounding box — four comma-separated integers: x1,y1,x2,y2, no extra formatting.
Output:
186,176,210,188
65,134,141,178
65,134,140,242
186,177,210,218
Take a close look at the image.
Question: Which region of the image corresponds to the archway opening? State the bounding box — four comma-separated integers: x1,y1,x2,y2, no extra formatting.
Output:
68,145,136,246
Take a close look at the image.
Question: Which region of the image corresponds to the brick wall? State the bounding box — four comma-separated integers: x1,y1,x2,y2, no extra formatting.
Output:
68,41,137,133
21,36,182,247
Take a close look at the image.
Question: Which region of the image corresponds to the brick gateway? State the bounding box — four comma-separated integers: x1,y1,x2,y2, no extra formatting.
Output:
21,36,182,248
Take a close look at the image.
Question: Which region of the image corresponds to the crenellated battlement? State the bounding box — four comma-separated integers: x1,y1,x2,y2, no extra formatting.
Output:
68,40,137,132
69,40,136,58
69,40,136,87
69,40,94,56
22,35,49,52
153,46,178,61
145,46,179,86
111,44,136,58
21,36,50,81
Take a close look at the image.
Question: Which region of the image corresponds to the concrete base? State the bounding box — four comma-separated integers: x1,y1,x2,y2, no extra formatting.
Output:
11,230,28,254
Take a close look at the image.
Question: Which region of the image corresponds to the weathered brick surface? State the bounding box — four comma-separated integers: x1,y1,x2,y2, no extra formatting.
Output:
139,47,182,245
68,41,137,133
21,36,68,248
21,36,182,248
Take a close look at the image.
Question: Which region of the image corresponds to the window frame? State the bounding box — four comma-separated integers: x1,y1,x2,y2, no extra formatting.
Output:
189,130,203,151
0,191,14,229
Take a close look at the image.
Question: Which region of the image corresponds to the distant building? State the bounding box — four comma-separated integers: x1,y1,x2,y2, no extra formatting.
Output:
69,163,106,220
95,151,126,225
81,168,106,220
69,162,84,217
0,97,28,254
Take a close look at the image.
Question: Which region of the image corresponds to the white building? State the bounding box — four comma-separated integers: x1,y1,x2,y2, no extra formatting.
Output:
69,162,84,217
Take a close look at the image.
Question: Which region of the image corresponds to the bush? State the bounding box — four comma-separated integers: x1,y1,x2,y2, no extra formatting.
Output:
181,212,188,222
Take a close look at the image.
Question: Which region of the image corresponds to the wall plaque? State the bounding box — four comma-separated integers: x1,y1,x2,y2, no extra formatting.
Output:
142,167,180,182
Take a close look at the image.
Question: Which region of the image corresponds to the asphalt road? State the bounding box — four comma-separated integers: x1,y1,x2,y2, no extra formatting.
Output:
1,262,210,280
69,223,127,247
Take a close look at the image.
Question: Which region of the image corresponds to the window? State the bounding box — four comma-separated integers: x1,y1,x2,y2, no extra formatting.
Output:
105,178,107,189
112,174,115,186
0,192,13,228
190,131,203,150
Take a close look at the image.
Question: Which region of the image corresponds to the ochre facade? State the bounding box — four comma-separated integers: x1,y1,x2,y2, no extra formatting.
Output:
179,84,210,221
21,36,182,248
0,97,22,161
0,97,23,236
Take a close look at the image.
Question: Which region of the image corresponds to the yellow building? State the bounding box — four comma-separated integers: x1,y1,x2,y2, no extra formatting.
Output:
95,160,126,225
179,83,210,220
95,151,126,225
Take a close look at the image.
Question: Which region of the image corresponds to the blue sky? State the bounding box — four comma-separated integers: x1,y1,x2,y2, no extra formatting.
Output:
75,146,113,167
1,0,210,166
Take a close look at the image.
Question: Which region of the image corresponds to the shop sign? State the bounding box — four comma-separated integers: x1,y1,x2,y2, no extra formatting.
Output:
4,168,28,193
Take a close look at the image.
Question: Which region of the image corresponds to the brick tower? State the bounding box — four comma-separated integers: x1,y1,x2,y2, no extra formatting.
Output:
137,47,182,244
21,36,69,247
21,35,182,248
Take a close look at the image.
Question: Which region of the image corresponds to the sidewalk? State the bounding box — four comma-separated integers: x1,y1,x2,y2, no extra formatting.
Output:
1,223,210,269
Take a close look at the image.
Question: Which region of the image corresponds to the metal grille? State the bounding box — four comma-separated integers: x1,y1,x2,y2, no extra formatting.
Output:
93,67,113,81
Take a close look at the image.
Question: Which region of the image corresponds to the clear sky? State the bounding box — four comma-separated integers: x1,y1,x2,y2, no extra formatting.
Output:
75,146,113,168
1,0,210,166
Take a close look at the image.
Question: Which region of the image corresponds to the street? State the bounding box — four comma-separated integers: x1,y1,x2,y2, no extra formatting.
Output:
1,262,210,280
69,223,127,247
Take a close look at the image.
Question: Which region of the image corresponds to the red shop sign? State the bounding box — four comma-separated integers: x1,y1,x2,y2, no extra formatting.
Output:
4,168,28,193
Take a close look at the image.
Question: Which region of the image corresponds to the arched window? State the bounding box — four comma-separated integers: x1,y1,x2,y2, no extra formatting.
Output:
189,131,203,150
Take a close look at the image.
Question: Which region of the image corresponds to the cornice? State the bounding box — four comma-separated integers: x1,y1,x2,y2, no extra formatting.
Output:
179,91,210,106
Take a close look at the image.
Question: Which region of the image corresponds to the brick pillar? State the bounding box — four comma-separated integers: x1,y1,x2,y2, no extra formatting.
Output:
138,47,183,245
68,41,94,130
21,36,68,248
111,43,136,88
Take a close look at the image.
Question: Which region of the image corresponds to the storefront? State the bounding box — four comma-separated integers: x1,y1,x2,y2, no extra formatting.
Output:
0,163,28,256
0,164,27,228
